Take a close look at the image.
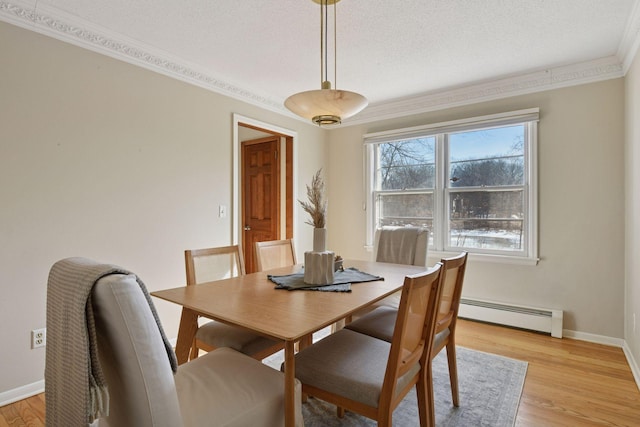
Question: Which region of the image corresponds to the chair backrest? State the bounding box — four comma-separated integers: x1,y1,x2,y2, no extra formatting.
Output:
254,239,297,272
185,245,245,286
436,252,468,333
374,226,429,267
92,273,183,427
380,263,443,406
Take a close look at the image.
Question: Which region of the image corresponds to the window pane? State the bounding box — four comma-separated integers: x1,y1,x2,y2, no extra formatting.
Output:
450,125,524,187
378,193,433,230
377,137,435,190
367,111,536,259
449,190,524,250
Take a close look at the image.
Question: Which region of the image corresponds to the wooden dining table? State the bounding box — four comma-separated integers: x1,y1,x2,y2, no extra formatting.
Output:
151,259,425,427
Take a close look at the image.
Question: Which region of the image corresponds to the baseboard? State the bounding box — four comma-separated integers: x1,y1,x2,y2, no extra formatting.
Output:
562,329,625,347
563,329,640,392
0,380,44,407
623,341,640,392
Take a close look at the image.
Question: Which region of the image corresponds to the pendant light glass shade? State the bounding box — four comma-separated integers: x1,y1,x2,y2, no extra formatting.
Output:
284,0,367,126
284,86,368,126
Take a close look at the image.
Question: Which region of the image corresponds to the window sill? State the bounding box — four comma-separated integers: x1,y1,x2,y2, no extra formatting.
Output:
364,245,539,266
429,250,539,266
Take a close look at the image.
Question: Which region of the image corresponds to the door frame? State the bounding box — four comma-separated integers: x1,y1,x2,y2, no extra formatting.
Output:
232,114,297,251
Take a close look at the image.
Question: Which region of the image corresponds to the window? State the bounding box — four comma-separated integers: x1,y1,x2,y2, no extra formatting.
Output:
364,109,538,264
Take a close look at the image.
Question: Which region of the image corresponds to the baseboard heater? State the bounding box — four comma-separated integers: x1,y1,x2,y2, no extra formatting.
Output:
458,298,563,338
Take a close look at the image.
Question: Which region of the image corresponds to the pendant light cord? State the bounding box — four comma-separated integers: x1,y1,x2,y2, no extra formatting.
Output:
320,1,325,86
333,1,337,90
324,0,328,86
319,0,337,89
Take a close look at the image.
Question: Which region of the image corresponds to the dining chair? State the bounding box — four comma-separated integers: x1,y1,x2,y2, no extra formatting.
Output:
45,257,303,427
293,263,445,427
337,226,430,330
183,245,283,361
374,225,429,267
345,251,469,413
255,239,297,272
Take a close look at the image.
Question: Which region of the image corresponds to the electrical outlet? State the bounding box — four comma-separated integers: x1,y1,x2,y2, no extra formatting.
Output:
31,328,46,349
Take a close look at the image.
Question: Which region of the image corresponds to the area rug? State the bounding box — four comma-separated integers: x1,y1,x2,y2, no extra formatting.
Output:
264,345,527,426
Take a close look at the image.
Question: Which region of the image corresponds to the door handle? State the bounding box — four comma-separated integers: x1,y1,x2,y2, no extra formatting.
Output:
244,225,251,231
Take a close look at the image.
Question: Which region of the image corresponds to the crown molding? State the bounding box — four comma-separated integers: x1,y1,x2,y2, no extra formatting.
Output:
0,0,631,128
342,56,624,127
0,0,286,115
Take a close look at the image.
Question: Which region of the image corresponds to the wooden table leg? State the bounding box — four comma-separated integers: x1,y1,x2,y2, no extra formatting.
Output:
298,333,313,351
284,340,296,427
175,308,199,365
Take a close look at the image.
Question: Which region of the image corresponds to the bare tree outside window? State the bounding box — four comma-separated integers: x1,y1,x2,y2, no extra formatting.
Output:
448,126,525,250
376,137,435,235
379,138,435,190
374,124,528,253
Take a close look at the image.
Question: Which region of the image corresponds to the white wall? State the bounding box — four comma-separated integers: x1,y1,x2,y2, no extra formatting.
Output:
326,79,626,338
625,44,640,371
0,21,325,397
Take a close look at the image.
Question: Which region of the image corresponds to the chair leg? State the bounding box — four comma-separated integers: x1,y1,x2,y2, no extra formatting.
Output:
377,408,392,427
189,339,200,360
336,406,345,418
417,362,435,427
446,341,460,407
331,318,345,333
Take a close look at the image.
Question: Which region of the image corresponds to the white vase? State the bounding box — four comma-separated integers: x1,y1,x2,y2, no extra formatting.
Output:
313,228,327,252
304,251,335,285
304,228,333,285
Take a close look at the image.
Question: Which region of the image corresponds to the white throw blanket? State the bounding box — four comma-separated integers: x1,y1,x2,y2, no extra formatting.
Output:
376,226,421,265
45,257,177,426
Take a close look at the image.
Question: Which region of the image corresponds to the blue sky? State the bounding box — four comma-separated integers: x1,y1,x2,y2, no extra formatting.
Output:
449,125,524,161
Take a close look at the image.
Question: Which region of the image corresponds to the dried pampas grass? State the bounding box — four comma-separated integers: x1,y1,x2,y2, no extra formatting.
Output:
299,169,326,228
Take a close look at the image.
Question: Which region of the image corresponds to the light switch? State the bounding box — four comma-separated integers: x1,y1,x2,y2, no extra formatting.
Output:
219,205,227,218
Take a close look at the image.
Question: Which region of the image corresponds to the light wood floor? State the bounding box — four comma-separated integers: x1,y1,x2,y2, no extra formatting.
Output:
2,319,639,426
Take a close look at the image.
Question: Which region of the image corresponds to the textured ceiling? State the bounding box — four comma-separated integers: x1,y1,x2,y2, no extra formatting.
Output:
3,0,639,121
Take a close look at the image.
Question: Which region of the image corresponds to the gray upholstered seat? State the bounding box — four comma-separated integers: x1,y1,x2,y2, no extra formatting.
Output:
175,347,298,427
294,329,420,408
346,305,451,349
193,321,281,357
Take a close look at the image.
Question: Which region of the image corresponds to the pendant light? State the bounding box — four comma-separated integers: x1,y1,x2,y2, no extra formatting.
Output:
284,0,367,126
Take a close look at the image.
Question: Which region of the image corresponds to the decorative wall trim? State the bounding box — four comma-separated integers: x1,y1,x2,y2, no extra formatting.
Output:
0,0,635,127
342,57,624,126
0,0,285,114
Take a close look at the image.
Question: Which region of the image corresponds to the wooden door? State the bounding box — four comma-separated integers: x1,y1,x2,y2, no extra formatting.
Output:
242,136,280,273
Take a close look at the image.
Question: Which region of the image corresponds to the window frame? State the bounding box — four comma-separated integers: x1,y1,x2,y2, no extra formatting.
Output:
364,108,539,265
